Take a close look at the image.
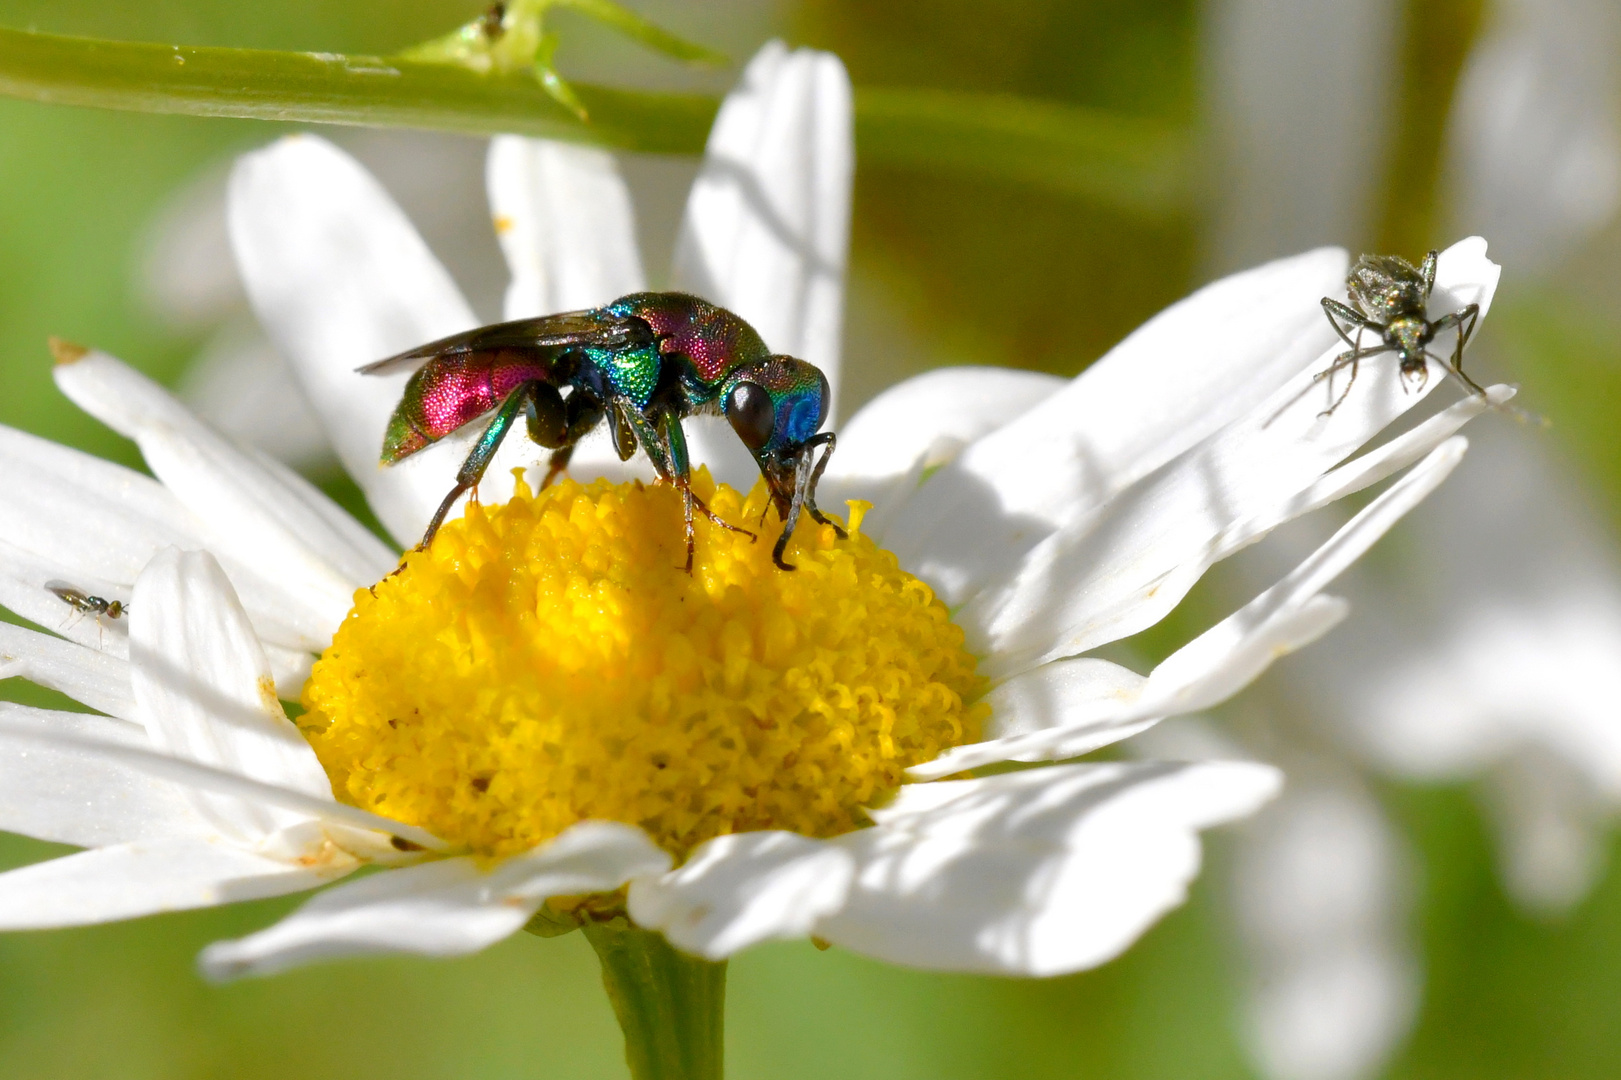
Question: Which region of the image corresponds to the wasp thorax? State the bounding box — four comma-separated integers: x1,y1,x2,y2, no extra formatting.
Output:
297,474,985,859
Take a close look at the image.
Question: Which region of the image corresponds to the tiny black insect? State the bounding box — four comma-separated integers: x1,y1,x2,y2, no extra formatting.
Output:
1305,249,1485,418
47,583,128,622
478,2,506,40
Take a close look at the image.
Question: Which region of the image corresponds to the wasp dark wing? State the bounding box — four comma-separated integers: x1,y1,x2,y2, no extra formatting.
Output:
357,311,645,376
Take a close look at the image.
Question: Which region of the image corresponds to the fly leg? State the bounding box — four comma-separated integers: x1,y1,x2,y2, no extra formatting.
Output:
1265,300,1389,426
1265,342,1392,425
1418,250,1440,297
417,382,535,551
1429,304,1486,397
1317,297,1400,413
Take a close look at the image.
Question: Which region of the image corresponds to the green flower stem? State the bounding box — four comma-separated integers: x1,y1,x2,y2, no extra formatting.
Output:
0,26,1192,211
0,26,712,151
583,921,727,1080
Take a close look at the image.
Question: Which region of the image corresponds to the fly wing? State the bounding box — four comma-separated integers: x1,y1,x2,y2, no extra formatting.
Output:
357,310,643,375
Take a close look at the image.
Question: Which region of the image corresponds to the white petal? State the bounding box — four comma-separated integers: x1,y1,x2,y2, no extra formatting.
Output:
0,421,200,585
1485,750,1611,914
199,821,669,979
628,831,854,959
959,239,1497,676
1205,0,1397,272
1206,385,1512,568
130,549,335,839
980,656,1146,741
180,319,335,469
817,761,1281,975
0,709,442,852
819,366,1065,534
926,439,1466,776
0,421,333,656
487,136,647,319
1149,439,1465,711
0,621,136,721
228,133,480,547
880,246,1348,599
907,656,1160,780
0,837,329,930
673,41,853,487
1234,780,1418,1080
55,350,392,640
0,703,207,848
1449,0,1621,272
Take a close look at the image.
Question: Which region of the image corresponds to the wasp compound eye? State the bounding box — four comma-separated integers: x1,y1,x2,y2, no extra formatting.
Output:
726,381,776,450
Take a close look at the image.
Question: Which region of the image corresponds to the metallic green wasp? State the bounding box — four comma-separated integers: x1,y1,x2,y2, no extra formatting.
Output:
362,292,842,570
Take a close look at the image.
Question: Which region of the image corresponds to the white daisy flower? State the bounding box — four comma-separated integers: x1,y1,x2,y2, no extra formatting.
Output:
0,41,1505,992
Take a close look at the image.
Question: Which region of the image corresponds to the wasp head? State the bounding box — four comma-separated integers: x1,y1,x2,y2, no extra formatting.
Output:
721,357,837,565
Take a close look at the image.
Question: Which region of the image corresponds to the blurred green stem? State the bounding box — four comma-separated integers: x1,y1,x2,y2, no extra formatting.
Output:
1375,0,1488,254
0,26,1190,212
583,921,726,1080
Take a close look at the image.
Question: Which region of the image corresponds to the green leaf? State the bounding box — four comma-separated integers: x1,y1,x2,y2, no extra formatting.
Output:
0,26,1192,214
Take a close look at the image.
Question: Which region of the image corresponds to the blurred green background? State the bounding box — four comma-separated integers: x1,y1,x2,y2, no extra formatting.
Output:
2,1,1621,1077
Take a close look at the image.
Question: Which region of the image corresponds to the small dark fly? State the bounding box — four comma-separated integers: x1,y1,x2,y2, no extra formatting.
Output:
48,583,127,621
48,582,128,644
1305,250,1486,418
363,292,842,571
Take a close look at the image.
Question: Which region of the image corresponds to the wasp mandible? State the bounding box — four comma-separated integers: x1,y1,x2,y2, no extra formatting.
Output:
362,292,843,571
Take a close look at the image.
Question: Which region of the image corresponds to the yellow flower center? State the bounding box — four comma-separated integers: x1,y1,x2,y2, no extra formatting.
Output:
299,472,986,859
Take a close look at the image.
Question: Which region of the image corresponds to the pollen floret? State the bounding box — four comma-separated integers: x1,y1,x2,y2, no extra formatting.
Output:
301,472,985,858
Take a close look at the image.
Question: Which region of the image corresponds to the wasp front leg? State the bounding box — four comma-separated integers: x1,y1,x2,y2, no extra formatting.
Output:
799,431,846,538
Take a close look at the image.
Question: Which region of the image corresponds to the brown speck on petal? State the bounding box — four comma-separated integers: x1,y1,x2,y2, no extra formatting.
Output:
48,337,88,365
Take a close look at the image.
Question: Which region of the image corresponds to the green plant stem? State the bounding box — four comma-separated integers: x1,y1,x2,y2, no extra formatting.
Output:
583,921,727,1080
0,26,1192,212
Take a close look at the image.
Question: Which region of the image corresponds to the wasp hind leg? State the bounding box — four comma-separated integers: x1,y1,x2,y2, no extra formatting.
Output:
417,383,538,551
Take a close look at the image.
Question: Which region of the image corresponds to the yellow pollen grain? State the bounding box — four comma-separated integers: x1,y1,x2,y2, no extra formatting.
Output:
300,471,986,859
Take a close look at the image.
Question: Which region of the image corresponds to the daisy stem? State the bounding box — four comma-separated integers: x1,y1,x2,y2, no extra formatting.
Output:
583,921,727,1080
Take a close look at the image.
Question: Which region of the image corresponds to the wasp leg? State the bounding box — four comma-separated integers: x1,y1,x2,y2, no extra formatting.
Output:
652,412,755,572
539,393,606,488
800,432,846,539
608,402,640,462
417,382,535,551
